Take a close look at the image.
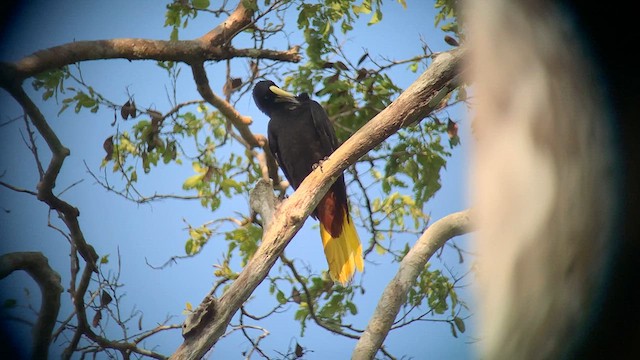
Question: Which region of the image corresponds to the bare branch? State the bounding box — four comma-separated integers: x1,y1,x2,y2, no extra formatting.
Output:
352,210,472,360
169,47,465,359
0,180,38,196
163,100,206,121
133,324,183,345
0,114,22,127
62,263,93,360
0,252,63,359
22,112,45,179
2,82,99,270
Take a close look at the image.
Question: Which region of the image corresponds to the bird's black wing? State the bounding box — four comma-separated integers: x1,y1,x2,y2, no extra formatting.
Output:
307,97,349,210
268,122,293,185
308,99,340,153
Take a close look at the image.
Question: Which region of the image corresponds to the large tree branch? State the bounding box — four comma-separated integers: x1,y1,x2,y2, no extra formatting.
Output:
0,252,63,359
0,0,300,83
0,40,299,82
352,210,472,360
170,47,465,359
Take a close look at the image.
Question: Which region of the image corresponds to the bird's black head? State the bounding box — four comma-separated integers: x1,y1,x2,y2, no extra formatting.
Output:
253,80,299,116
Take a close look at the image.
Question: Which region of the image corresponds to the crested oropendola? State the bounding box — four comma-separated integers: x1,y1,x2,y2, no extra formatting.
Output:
252,80,364,284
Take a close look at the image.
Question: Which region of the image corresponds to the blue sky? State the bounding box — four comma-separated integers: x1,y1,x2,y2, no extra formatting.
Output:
0,1,474,358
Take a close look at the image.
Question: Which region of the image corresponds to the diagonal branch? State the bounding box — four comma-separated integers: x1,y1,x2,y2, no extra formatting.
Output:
169,47,465,359
191,62,280,182
198,0,254,46
191,62,256,140
352,210,472,360
0,252,63,359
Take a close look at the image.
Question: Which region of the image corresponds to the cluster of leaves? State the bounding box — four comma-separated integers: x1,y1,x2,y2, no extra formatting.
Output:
297,0,384,64
380,121,450,208
407,263,467,338
434,0,461,38
32,67,69,101
185,223,213,255
293,280,359,336
225,223,263,266
296,0,408,61
32,66,108,115
265,271,360,337
165,0,206,41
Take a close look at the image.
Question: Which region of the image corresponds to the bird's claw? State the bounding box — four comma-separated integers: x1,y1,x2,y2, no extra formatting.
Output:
312,157,330,172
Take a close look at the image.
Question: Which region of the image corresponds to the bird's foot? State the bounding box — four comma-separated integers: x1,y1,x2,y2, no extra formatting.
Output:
312,157,330,172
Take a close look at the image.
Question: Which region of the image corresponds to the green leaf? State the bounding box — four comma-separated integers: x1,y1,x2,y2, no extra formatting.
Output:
322,21,332,36
100,254,109,264
183,163,208,189
454,317,466,333
170,27,179,41
276,290,287,304
57,103,70,116
368,8,382,25
242,0,259,12
192,0,210,9
346,302,358,315
397,0,407,9
185,239,194,255
352,4,371,15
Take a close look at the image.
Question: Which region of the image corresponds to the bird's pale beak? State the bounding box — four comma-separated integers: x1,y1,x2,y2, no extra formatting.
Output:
269,85,299,103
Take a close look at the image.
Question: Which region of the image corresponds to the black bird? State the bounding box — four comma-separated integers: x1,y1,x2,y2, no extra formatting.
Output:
253,80,363,284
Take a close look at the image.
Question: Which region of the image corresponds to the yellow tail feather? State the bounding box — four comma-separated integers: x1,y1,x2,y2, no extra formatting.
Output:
320,212,364,285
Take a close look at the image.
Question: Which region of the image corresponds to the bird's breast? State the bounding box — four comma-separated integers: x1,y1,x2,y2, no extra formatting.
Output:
270,112,328,188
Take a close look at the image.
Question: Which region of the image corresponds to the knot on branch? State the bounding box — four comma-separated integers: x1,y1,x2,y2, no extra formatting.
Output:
254,134,267,148
286,45,302,62
249,179,278,230
183,294,217,338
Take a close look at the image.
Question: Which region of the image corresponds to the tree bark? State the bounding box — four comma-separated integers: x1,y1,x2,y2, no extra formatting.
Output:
169,47,465,359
